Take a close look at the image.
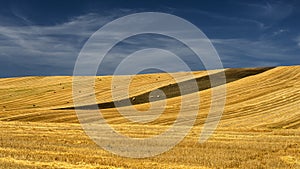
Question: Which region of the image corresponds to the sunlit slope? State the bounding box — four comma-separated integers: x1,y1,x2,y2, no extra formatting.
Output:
118,65,300,129
0,66,299,169
0,71,209,111
150,65,300,129
0,66,299,129
0,71,209,122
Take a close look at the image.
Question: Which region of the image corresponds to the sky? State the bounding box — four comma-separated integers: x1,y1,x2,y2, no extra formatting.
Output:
0,0,299,77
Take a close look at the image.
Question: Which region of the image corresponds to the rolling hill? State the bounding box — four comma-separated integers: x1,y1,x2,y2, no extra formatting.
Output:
0,66,299,168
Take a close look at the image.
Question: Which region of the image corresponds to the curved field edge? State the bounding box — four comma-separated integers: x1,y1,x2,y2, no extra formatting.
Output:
0,66,299,168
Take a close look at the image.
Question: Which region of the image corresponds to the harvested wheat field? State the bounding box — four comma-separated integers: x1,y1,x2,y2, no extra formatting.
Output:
0,65,299,168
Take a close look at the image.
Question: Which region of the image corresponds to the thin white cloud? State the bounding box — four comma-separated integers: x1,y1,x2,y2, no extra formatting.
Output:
241,1,293,21
176,8,266,29
212,38,298,67
0,11,299,77
0,12,122,69
295,36,300,47
272,29,289,36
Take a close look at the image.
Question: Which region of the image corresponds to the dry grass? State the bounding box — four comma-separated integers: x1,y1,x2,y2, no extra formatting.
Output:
0,66,299,168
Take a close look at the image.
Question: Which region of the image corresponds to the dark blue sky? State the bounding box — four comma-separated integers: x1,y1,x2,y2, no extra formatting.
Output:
0,0,299,77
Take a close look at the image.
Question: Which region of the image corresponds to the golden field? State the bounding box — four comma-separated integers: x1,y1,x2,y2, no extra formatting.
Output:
0,66,299,168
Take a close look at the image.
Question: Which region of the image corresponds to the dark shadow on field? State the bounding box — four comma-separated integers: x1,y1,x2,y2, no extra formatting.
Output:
58,67,274,110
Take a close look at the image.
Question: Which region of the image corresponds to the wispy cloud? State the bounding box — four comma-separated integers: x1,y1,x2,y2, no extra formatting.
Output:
241,1,293,21
175,8,266,30
0,12,125,76
0,8,299,77
295,36,300,47
212,38,298,67
272,29,289,36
